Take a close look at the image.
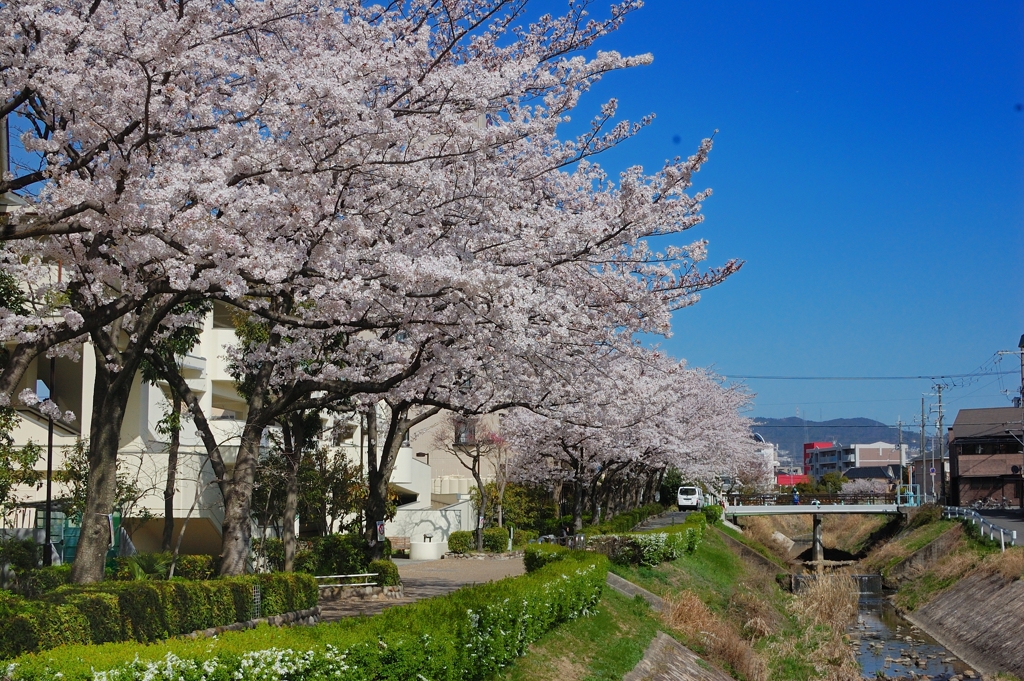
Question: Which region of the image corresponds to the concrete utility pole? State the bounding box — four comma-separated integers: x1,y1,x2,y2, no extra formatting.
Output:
936,385,944,503
921,398,927,500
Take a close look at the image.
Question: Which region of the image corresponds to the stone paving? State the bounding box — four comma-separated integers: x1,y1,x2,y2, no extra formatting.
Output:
319,556,525,620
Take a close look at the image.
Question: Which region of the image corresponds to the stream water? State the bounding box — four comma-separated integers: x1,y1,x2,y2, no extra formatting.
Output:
847,583,980,681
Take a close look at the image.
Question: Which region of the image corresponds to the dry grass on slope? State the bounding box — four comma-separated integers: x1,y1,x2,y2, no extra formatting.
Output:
664,590,769,681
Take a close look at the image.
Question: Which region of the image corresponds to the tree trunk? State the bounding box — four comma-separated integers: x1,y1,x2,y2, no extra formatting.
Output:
473,463,486,551
70,355,134,583
282,415,303,572
572,477,585,532
161,393,181,552
218,421,265,576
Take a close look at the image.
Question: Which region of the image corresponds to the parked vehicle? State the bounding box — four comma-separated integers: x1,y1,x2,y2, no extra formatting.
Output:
677,486,704,511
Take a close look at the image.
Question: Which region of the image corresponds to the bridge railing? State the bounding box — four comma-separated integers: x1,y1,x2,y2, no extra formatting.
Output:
727,493,896,507
942,506,1017,551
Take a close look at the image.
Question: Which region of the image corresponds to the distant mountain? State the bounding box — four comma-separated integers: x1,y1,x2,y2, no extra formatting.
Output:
751,416,926,465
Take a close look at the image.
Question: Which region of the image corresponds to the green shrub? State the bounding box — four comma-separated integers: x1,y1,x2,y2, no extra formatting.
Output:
0,572,318,659
113,553,172,581
584,503,667,536
482,526,509,552
255,538,284,572
172,554,216,580
590,520,705,567
701,504,723,525
908,503,942,529
23,564,71,595
310,533,386,575
511,528,538,548
7,554,609,681
0,537,38,573
448,530,473,554
367,559,400,586
293,549,317,574
524,544,569,572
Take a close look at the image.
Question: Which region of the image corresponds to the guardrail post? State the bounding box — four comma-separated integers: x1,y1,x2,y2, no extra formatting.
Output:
1013,531,1018,547
1000,528,1005,552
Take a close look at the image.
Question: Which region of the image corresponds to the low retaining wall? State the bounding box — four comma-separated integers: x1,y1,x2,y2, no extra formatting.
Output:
715,528,785,574
185,605,321,639
905,571,1024,678
318,584,404,601
883,525,963,587
443,550,524,560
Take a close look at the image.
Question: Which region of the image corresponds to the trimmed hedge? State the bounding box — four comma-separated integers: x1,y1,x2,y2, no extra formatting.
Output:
482,526,509,552
584,503,667,536
448,530,473,554
8,553,608,681
589,513,706,566
367,559,400,586
524,544,572,573
701,503,723,525
0,572,317,660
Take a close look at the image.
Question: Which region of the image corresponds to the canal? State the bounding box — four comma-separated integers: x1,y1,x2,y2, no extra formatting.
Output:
848,583,980,680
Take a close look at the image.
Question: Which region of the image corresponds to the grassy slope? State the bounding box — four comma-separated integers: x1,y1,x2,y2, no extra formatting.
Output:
491,589,661,681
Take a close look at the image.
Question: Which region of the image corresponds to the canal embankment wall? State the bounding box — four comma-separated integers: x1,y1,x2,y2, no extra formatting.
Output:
904,571,1024,678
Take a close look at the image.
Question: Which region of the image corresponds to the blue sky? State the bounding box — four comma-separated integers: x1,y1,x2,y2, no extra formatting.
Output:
570,0,1024,424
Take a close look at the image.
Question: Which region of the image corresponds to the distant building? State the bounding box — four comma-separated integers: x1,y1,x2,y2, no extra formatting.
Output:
803,441,907,481
948,407,1024,508
776,473,810,487
752,433,780,472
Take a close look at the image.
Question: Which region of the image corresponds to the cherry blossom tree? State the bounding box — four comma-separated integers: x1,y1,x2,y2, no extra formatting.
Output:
1,0,742,579
503,349,755,530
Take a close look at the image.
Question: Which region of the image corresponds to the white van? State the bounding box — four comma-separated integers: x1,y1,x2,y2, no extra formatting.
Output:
677,486,704,511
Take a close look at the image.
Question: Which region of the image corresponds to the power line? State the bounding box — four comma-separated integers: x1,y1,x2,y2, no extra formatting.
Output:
726,371,1016,381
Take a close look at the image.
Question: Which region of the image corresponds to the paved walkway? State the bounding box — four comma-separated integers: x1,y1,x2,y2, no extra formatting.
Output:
635,511,695,531
319,556,525,620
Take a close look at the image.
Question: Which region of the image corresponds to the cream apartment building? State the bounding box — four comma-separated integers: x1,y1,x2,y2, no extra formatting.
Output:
3,302,470,560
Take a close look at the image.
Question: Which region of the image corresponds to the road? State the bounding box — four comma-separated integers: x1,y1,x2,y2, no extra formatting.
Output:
977,508,1024,542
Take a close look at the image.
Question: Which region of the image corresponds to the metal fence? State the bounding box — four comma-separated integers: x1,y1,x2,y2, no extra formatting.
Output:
728,493,896,507
942,506,1017,551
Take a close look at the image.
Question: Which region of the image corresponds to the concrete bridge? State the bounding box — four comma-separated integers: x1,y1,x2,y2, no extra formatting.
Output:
725,503,905,568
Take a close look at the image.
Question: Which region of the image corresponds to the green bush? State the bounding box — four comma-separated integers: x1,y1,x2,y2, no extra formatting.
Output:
0,572,318,660
482,526,509,552
367,559,400,586
524,544,569,572
310,533,387,575
448,530,473,554
255,538,284,572
172,554,216,580
22,564,71,595
584,503,667,536
293,549,317,574
590,518,706,567
511,528,538,548
908,503,942,529
0,537,38,573
701,504,723,525
7,554,609,681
